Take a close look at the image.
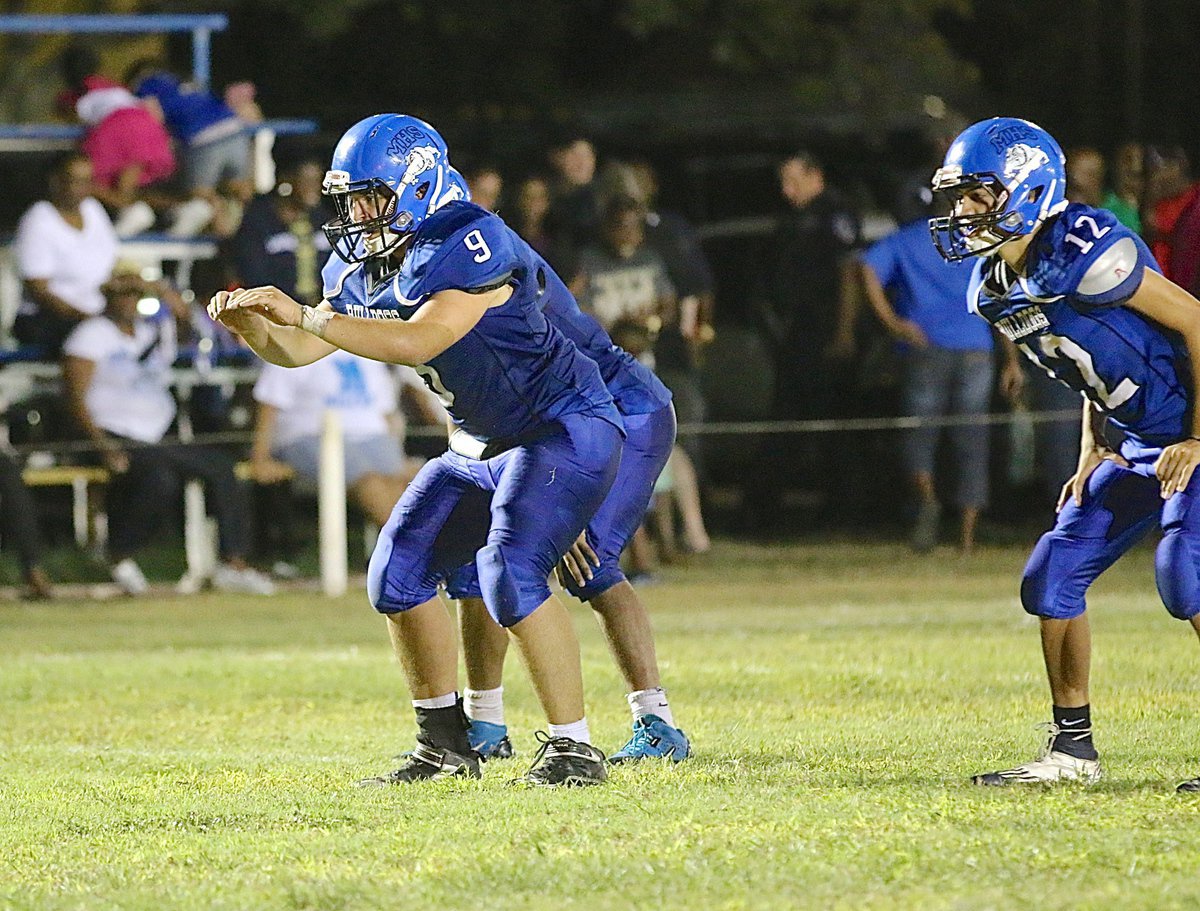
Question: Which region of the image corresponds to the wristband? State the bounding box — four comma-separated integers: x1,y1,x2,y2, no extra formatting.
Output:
299,305,333,338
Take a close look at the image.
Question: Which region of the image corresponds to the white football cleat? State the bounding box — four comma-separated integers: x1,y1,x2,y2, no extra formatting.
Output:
972,724,1101,786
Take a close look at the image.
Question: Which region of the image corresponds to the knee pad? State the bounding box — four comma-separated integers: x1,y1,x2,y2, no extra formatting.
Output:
366,533,438,615
1020,532,1089,620
476,543,551,627
1155,529,1200,620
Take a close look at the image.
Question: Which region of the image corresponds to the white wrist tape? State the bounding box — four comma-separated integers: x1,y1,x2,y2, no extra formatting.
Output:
299,306,333,338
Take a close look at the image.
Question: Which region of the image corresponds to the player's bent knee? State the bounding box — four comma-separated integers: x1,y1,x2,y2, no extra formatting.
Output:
366,538,437,615
1020,532,1088,620
570,565,625,605
1155,530,1200,620
476,543,551,627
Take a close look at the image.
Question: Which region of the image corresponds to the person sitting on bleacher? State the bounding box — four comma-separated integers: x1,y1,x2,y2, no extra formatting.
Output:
60,264,273,596
250,355,437,528
11,151,118,355
0,449,54,600
126,60,260,237
58,45,176,238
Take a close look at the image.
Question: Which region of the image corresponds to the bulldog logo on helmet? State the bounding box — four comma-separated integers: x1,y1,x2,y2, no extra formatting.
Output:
1004,143,1050,188
400,145,441,187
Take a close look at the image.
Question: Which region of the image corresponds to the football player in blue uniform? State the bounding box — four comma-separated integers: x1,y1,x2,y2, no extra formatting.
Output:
208,114,625,787
437,166,689,762
931,117,1200,791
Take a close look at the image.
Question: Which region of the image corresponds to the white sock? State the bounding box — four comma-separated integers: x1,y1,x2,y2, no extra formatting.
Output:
628,687,674,727
464,686,505,725
412,691,458,710
548,718,591,744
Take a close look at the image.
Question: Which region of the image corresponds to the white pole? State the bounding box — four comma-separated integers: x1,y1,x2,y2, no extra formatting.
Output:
319,408,348,597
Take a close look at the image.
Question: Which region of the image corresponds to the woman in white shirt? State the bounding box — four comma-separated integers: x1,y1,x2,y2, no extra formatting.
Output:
61,268,273,596
12,152,118,354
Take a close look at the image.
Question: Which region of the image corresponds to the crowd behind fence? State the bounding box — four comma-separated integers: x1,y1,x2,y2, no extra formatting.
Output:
4,21,1200,598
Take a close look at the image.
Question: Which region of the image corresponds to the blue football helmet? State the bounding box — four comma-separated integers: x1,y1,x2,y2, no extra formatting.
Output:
322,114,452,263
929,117,1067,261
437,165,471,209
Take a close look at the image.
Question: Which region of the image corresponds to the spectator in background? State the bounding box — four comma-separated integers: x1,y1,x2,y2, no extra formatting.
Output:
12,152,118,354
750,151,861,524
0,450,54,599
512,174,564,263
228,161,331,303
861,196,1024,552
1066,147,1106,207
58,46,176,237
575,195,710,554
251,355,437,527
61,266,272,597
463,163,504,212
125,60,255,237
1146,146,1200,286
1104,143,1144,233
761,151,861,416
546,133,600,272
626,159,716,474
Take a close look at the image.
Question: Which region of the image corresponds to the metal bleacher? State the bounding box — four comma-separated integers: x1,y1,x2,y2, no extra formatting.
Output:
0,13,317,153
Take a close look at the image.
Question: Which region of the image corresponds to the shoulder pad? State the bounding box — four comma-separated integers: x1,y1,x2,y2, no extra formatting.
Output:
410,203,520,296
1077,236,1140,297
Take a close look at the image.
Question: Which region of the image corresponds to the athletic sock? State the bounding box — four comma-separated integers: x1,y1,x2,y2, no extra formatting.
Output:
548,718,591,745
413,693,472,756
464,686,505,726
1051,703,1098,760
628,687,675,727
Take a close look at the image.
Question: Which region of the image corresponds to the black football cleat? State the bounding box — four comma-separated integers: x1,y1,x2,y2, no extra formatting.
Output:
514,732,607,787
357,743,481,786
1177,776,1200,793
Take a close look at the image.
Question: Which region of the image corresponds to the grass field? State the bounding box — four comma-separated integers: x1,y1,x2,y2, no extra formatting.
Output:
4,539,1200,910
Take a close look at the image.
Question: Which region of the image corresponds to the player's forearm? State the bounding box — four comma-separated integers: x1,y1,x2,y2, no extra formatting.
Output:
313,311,456,367
1079,401,1104,455
240,314,332,367
1177,326,1200,438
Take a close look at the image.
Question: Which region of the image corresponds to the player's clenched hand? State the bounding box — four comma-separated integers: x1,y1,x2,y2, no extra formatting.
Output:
1057,445,1130,512
220,286,303,328
207,289,262,334
555,532,600,589
1154,438,1200,500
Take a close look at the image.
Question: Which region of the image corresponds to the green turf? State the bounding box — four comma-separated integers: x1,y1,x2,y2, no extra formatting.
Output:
3,540,1200,910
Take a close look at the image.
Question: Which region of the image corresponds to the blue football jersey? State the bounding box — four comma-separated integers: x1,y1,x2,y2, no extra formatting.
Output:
531,251,672,417
321,201,621,443
969,203,1190,447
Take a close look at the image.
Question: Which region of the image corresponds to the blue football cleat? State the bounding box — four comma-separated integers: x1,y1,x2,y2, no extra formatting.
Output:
468,720,514,760
608,714,691,764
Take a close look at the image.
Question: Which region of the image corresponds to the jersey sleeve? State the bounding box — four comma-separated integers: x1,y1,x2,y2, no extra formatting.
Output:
411,210,520,297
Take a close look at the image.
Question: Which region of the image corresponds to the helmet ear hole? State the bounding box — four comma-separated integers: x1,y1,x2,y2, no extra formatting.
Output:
414,181,430,201
1026,185,1045,205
